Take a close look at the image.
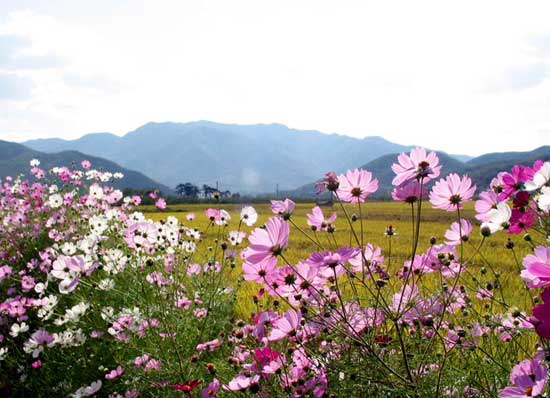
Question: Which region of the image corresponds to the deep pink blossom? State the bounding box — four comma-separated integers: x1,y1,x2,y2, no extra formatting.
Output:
532,289,550,339
508,209,536,234
500,165,535,200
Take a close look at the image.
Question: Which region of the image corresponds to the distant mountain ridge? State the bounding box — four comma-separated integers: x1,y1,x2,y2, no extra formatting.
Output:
0,140,171,193
24,121,473,194
289,146,550,198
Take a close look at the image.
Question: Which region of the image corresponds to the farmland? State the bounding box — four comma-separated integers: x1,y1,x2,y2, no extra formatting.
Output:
143,201,534,318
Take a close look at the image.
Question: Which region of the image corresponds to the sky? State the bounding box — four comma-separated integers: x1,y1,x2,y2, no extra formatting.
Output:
0,0,549,156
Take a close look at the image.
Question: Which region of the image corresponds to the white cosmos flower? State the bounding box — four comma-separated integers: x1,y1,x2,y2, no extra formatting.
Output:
525,162,550,191
0,347,8,361
30,159,40,167
73,380,102,397
240,206,258,226
215,210,231,225
481,202,512,234
48,193,63,208
228,230,246,245
538,186,550,212
89,184,104,200
98,279,115,291
10,322,29,337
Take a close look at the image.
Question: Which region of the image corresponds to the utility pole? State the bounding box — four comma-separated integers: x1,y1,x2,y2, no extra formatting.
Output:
276,183,279,198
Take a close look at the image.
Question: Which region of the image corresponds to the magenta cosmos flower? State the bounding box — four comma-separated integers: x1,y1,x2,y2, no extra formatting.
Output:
336,169,378,203
531,288,550,339
429,173,476,211
499,358,547,398
391,147,441,187
242,216,289,279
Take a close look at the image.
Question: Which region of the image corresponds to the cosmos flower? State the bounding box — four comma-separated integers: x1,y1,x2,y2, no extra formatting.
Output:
499,358,547,398
306,206,336,231
240,206,258,226
391,180,426,203
444,219,473,246
429,174,476,211
391,147,441,187
242,216,289,266
336,169,379,203
271,199,295,217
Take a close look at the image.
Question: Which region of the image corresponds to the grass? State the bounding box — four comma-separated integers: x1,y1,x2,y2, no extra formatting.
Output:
141,201,535,318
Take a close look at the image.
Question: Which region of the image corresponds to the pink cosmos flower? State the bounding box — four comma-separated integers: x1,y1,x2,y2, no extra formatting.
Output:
186,212,195,220
242,257,278,284
499,358,547,398
307,247,358,278
224,374,260,392
336,169,378,203
315,171,339,194
242,216,289,266
444,219,473,246
475,190,500,222
391,147,441,187
204,208,230,225
348,243,384,273
271,198,295,217
391,180,426,203
268,309,302,341
429,174,476,211
155,198,166,210
306,206,336,231
81,160,91,169
521,246,550,288
105,366,124,380
201,379,220,398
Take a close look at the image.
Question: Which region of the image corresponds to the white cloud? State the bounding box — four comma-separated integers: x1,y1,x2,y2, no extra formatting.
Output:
0,0,549,155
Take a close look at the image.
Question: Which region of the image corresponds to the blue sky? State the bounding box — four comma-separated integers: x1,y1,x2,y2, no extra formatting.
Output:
0,0,549,155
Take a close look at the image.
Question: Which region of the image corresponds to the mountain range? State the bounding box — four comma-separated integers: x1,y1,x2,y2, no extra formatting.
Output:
4,120,547,197
0,140,170,192
23,121,472,194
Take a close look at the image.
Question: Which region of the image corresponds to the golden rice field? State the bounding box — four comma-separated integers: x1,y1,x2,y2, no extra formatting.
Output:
142,201,534,318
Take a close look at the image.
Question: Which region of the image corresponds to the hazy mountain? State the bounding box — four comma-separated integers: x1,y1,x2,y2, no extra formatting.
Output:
0,140,171,193
288,146,550,198
25,121,468,194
